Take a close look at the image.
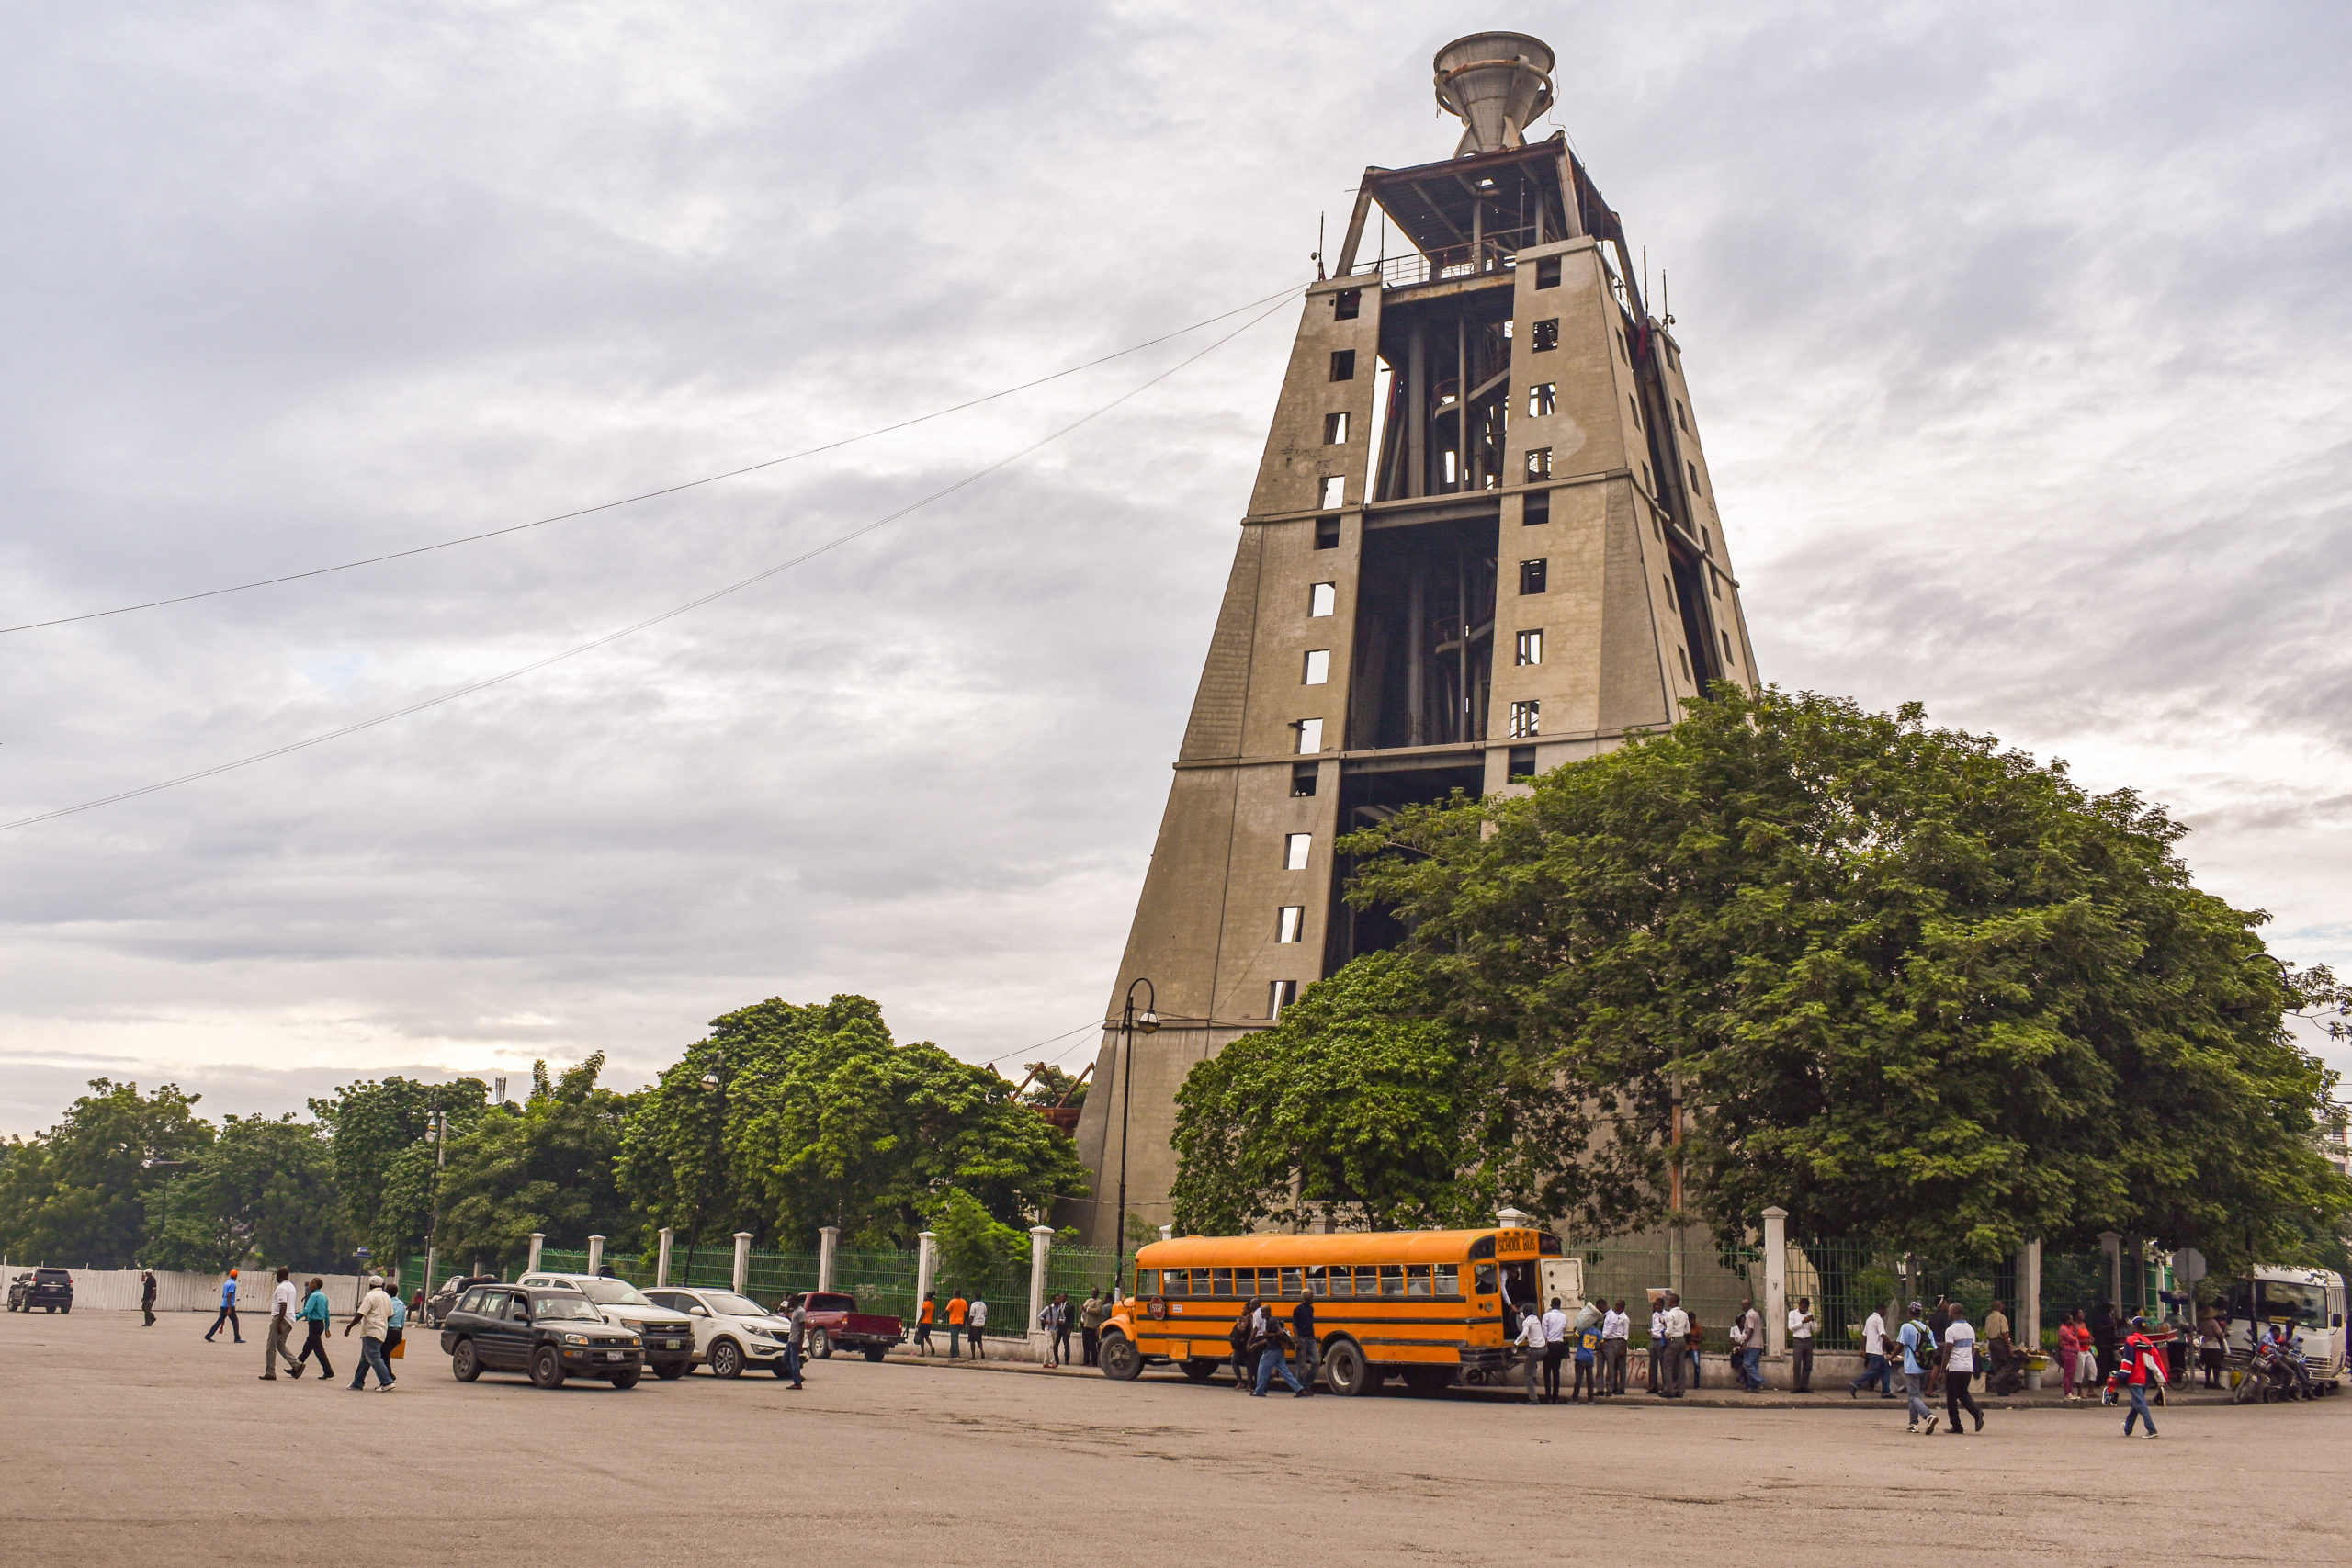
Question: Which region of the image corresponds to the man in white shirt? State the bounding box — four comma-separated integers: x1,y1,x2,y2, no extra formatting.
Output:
1940,1303,1984,1434
1540,1298,1572,1405
1789,1295,1818,1393
261,1266,302,1381
342,1275,396,1392
1850,1306,1892,1398
967,1295,989,1360
1513,1297,1549,1404
1657,1293,1690,1398
1648,1299,1668,1393
1601,1300,1631,1395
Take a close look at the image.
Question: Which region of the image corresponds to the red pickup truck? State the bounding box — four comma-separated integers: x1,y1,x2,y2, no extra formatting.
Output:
785,1292,905,1362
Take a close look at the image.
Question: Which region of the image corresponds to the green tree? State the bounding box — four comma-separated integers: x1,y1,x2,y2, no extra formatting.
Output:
1333,686,2349,1268
308,1075,491,1263
928,1186,1033,1297
434,1058,633,1273
0,1080,211,1268
142,1114,342,1273
617,995,1090,1251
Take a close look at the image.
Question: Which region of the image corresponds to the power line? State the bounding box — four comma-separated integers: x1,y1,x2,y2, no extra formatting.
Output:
983,1018,1106,1069
0,282,1306,637
0,293,1296,836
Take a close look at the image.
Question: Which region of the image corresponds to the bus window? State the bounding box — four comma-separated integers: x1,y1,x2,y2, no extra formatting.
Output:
1308,1266,1333,1296
1380,1265,1406,1297
1279,1268,1302,1297
1211,1268,1234,1297
1256,1269,1282,1297
1353,1266,1380,1296
1406,1265,1432,1296
1436,1265,1460,1296
1136,1269,1159,1296
1189,1268,1211,1296
1473,1263,1498,1297
1329,1267,1354,1298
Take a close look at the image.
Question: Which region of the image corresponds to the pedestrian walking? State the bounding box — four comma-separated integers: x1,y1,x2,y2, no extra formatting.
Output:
1038,1292,1066,1369
1940,1302,1984,1434
383,1285,407,1367
1513,1293,1550,1404
205,1269,243,1343
1228,1299,1257,1390
1053,1292,1074,1366
2119,1316,2161,1438
914,1291,936,1356
946,1292,968,1359
784,1296,807,1388
294,1278,334,1380
342,1274,396,1392
1250,1301,1306,1396
1850,1304,1894,1398
1789,1296,1817,1392
1602,1300,1630,1395
1657,1293,1689,1398
141,1269,158,1329
1539,1297,1569,1404
1899,1301,1938,1433
1646,1295,1668,1393
1080,1289,1106,1367
1290,1288,1318,1390
1733,1297,1765,1392
967,1295,989,1359
261,1266,302,1380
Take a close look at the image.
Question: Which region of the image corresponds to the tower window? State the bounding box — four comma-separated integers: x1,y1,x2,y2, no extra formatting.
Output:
1333,288,1362,320
1329,350,1356,381
1323,412,1350,445
1676,398,1690,433
1302,649,1330,685
1524,447,1552,480
1688,460,1702,494
1268,980,1299,1021
1283,833,1312,870
1508,745,1537,780
1662,574,1676,609
1723,629,1736,667
1522,491,1549,526
1295,718,1324,753
1509,700,1541,738
1519,558,1547,595
1314,515,1340,550
1530,320,1559,352
1629,394,1643,428
1318,475,1345,509
1534,256,1561,288
1291,762,1318,797
1516,629,1543,666
1678,645,1693,682
1276,906,1306,944
1710,568,1723,599
1308,582,1336,617
1641,462,1653,494
1526,382,1555,418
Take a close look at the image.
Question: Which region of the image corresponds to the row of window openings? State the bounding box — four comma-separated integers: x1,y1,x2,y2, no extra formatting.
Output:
1141,1263,1476,1300
1307,627,1540,682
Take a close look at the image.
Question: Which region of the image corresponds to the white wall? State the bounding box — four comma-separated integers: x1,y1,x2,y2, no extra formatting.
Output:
3,1264,374,1314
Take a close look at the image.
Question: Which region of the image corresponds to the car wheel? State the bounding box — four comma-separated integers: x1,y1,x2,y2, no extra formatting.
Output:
1100,1331,1143,1382
654,1360,687,1381
530,1346,565,1390
864,1347,888,1362
1180,1358,1218,1382
609,1369,640,1390
61,1303,71,1315
809,1327,832,1359
710,1339,744,1380
1322,1338,1374,1397
452,1339,482,1382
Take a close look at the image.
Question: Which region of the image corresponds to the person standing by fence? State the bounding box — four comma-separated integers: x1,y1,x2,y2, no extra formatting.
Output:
1789,1296,1816,1393
261,1267,301,1380
2058,1311,2085,1402
946,1292,967,1359
205,1269,243,1344
1851,1304,1893,1398
141,1269,157,1328
1080,1289,1106,1367
1940,1302,1984,1434
1657,1293,1689,1399
294,1278,334,1380
1734,1297,1765,1393
967,1295,989,1360
1647,1296,1668,1393
1038,1292,1066,1369
1603,1300,1629,1395
1051,1292,1073,1367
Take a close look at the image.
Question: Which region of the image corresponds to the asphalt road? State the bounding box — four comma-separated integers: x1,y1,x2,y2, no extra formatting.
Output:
2,1310,2342,1566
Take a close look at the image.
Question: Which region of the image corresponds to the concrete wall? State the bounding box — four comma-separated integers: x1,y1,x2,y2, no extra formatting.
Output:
2,1265,375,1314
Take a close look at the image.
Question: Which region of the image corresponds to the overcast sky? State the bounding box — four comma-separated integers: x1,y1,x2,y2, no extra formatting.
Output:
5,1,2349,1137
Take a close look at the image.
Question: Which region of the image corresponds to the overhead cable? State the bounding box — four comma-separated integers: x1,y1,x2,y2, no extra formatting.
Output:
0,281,1306,637
0,293,1297,835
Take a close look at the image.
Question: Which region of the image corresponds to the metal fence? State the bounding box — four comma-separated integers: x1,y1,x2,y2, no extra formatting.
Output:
1575,1236,1759,1352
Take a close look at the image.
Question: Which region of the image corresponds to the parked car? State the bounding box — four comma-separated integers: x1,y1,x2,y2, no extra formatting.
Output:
7,1269,74,1314
426,1274,503,1328
438,1284,644,1389
514,1271,697,1379
784,1291,903,1361
643,1287,796,1379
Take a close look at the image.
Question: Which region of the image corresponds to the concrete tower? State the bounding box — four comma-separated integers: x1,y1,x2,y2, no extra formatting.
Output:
1069,33,1758,1246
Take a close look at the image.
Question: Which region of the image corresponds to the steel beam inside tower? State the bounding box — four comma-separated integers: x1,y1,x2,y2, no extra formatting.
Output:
1064,33,1761,1247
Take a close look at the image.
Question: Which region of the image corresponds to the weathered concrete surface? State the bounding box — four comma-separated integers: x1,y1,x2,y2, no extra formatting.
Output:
3,1310,2342,1567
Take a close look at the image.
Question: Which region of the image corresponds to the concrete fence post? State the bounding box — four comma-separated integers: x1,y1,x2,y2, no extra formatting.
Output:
1761,1207,1789,1359
1159,1224,1173,1242
731,1233,753,1296
526,1233,544,1276
656,1228,673,1288
914,1231,937,1320
817,1226,840,1293
1495,1207,1532,1229
584,1235,605,1277
1028,1224,1056,1355
2020,1239,2044,1390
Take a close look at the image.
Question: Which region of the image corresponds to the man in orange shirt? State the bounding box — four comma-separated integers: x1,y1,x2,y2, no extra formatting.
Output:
914,1292,937,1357
946,1292,969,1359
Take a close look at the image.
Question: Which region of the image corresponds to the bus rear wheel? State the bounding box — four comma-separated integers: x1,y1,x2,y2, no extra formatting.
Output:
1180,1359,1219,1382
1323,1338,1377,1397
1402,1368,1454,1396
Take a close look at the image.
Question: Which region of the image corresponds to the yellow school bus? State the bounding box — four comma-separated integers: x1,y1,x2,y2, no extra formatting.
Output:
1096,1227,1562,1395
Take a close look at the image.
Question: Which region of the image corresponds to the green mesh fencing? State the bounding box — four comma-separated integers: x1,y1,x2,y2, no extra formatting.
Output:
1576,1237,1759,1352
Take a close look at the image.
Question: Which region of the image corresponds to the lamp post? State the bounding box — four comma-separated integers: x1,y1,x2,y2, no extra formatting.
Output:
1112,977,1159,1296
683,1057,725,1287
422,1100,447,1298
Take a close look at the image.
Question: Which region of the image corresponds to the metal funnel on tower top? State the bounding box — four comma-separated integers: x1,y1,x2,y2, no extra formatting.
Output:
1432,31,1555,155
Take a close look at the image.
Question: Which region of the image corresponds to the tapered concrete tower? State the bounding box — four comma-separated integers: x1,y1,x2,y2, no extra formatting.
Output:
1069,33,1758,1246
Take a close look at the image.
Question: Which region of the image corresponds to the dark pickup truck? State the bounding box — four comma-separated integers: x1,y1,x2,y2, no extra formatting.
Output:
7,1269,74,1314
440,1284,644,1390
786,1292,904,1361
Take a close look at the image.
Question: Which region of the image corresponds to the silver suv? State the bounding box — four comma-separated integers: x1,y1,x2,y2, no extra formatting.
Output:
514,1272,696,1380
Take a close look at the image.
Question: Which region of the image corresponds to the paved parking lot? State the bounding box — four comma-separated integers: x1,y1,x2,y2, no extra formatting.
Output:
2,1310,2343,1566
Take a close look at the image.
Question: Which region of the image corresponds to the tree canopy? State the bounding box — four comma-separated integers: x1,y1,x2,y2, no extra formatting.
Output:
0,1080,211,1269
1176,687,2350,1271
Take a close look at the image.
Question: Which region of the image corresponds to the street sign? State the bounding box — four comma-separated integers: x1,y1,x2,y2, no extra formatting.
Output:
2175,1248,2206,1288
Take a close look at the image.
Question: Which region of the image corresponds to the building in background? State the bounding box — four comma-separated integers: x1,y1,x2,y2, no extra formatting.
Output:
1069,33,1759,1245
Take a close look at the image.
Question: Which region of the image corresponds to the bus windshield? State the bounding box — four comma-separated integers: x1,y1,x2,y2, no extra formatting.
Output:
2224,1280,2328,1328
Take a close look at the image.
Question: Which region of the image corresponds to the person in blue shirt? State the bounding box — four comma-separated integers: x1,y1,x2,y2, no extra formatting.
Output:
205,1269,244,1344
294,1278,335,1380
1571,1322,1600,1404
1898,1302,1939,1434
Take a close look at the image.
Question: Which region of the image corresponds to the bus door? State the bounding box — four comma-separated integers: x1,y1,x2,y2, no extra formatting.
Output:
1539,1258,1585,1318
1500,1260,1539,1331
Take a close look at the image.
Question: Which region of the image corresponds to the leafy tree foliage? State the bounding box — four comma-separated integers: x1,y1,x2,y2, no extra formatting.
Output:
1323,687,2348,1268
927,1186,1035,1297
307,1075,491,1262
142,1114,342,1272
0,1080,210,1268
435,1058,633,1273
617,995,1089,1250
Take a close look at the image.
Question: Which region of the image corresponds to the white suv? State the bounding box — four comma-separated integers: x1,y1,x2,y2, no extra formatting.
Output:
643,1287,797,1380
514,1273,697,1380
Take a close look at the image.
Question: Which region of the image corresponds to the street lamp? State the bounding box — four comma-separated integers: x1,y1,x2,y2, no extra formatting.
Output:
1112,977,1159,1298
683,1056,726,1287
423,1100,447,1298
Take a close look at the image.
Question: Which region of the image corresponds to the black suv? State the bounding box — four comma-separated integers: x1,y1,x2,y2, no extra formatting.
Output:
441,1285,645,1389
425,1274,502,1328
7,1269,74,1314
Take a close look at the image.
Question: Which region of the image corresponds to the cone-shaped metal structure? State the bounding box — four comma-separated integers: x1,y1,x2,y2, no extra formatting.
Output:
1432,31,1555,154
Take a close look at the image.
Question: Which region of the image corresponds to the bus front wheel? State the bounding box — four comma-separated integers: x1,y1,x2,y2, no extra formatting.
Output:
1100,1331,1143,1381
1323,1338,1377,1397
